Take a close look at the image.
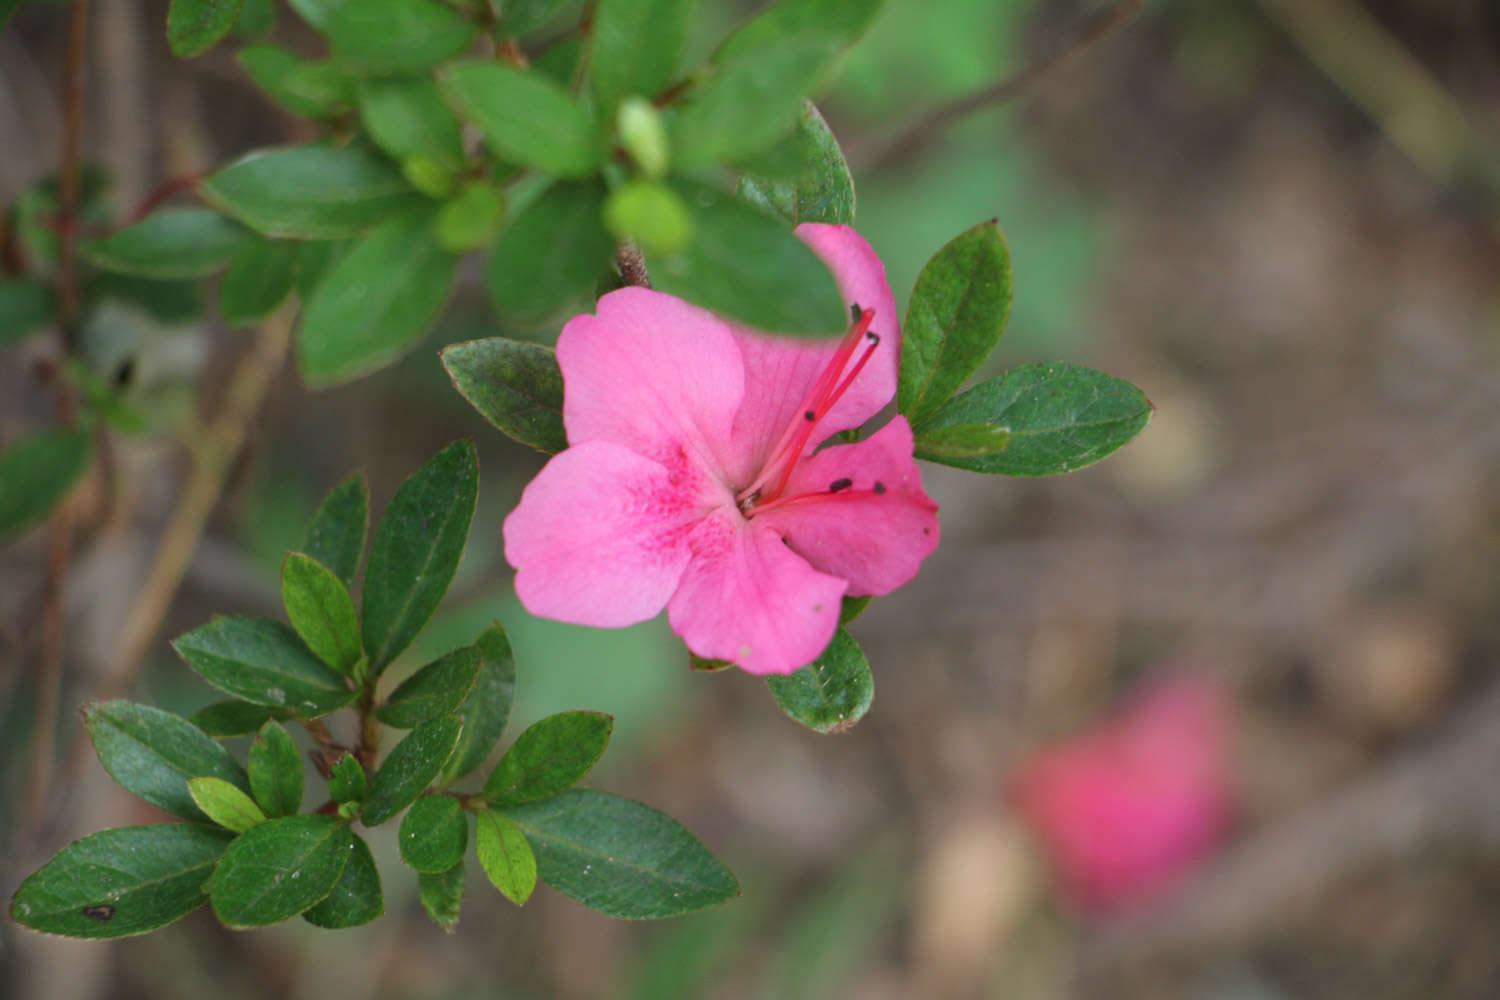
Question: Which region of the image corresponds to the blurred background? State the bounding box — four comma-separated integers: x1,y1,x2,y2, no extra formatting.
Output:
4,0,1500,997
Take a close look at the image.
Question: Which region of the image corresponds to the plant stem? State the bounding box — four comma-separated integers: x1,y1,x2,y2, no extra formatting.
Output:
616,244,650,287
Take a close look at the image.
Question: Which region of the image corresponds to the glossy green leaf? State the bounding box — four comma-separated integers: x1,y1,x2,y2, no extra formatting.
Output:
0,280,57,345
418,861,464,929
210,815,351,928
220,235,298,326
168,0,246,58
652,182,845,336
201,144,421,239
399,794,468,873
913,362,1153,475
81,208,249,279
0,428,93,543
328,752,367,803
440,338,566,453
484,711,612,806
362,440,478,674
898,220,1012,424
766,629,872,734
329,0,477,75
84,700,252,822
442,623,517,782
604,179,692,255
238,44,354,119
590,0,695,116
171,616,355,715
282,552,362,674
444,62,602,177
249,719,303,818
502,790,739,918
713,0,884,64
356,77,465,169
378,645,481,728
475,809,537,905
191,700,292,738
485,180,612,319
738,102,854,226
297,204,457,386
303,831,383,927
301,471,368,588
9,824,232,939
188,777,267,833
363,715,463,825
911,422,1012,461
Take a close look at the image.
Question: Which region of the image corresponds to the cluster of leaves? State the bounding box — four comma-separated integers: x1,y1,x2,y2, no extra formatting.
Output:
9,442,739,938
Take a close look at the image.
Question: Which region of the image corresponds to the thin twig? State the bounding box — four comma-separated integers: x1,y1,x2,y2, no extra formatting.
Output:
616,244,651,287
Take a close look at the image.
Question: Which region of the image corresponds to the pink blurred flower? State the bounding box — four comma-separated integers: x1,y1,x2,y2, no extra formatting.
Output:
503,225,940,675
1011,677,1233,913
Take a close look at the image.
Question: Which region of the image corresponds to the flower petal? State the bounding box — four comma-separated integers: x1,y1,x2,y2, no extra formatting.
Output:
667,508,847,675
755,418,939,597
504,441,713,628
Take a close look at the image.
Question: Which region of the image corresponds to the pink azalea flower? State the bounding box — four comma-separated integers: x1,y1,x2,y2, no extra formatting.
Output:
503,224,940,675
1010,677,1233,914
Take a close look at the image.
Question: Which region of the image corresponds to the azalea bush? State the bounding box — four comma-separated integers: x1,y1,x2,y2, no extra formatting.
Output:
3,0,1150,943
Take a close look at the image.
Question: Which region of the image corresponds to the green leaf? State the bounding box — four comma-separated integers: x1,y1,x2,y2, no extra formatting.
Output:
0,428,93,543
303,831,383,927
502,789,739,918
498,0,571,34
418,861,464,929
378,645,481,728
294,239,349,300
440,338,566,453
838,595,871,625
911,422,1012,461
236,0,276,38
201,144,421,239
399,794,468,873
484,711,612,806
219,235,298,326
443,62,602,177
238,44,354,119
475,809,537,905
297,204,457,386
485,180,612,319
898,220,1013,424
766,629,872,734
738,101,854,226
301,471,368,588
10,824,233,939
604,179,693,255
913,362,1153,475
288,0,345,31
652,182,845,336
84,700,252,822
192,700,292,738
328,753,367,803
713,0,884,65
81,208,249,279
188,777,267,833
210,815,352,928
172,616,355,715
0,280,57,346
329,0,477,75
442,623,517,782
249,719,303,818
590,0,696,116
437,182,506,253
85,273,204,325
356,77,466,169
363,715,464,825
168,0,246,58
362,440,478,674
282,552,363,674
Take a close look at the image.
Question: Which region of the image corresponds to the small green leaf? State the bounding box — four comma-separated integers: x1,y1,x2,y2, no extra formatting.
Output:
249,719,303,818
898,220,1013,424
9,824,233,939
617,97,670,177
378,645,481,728
303,831,383,927
442,623,517,783
443,62,603,177
238,44,354,119
689,653,733,672
172,616,355,716
913,363,1153,476
201,144,421,240
911,422,1012,461
0,428,93,543
86,273,204,325
766,629,872,734
236,0,276,38
651,182,845,336
418,861,464,929
168,0,246,58
363,715,463,826
210,815,352,928
485,181,612,320
713,0,884,65
399,795,468,873
362,440,478,674
590,0,696,117
329,0,477,75
294,239,350,300
301,471,368,588
81,208,249,279
475,809,537,905
287,0,344,31
220,235,298,326
188,777,267,833
440,338,566,454
738,101,854,226
0,280,57,346
282,552,363,674
502,790,739,918
328,753,367,804
192,700,292,738
297,204,457,386
838,595,871,625
356,77,465,169
437,183,506,253
85,700,252,822
604,180,693,256
484,711,612,806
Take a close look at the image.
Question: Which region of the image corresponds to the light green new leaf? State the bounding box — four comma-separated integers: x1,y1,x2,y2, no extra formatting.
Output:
440,338,567,454
84,700,252,823
188,777,267,833
282,552,362,674
444,62,602,177
82,208,250,279
475,809,537,905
